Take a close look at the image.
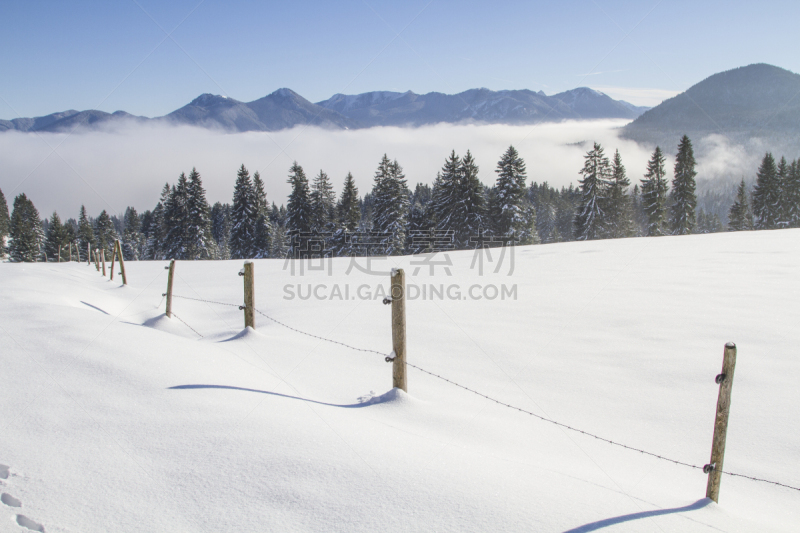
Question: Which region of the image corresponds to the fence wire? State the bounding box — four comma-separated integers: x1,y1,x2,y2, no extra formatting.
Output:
163,291,800,494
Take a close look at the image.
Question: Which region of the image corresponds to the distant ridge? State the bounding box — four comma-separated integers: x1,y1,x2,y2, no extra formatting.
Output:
622,63,800,152
0,86,648,134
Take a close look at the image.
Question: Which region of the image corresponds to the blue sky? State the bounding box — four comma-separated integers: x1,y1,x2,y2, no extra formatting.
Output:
1,0,799,118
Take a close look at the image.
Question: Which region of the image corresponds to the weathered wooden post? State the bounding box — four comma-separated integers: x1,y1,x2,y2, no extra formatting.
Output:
165,260,176,318
116,240,127,285
241,261,255,329
58,245,62,263
705,342,737,503
100,248,106,277
391,268,407,392
87,243,91,265
109,243,116,281
93,250,99,271
68,243,73,262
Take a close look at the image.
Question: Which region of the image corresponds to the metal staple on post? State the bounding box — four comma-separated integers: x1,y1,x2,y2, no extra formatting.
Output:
391,268,407,392
705,342,737,503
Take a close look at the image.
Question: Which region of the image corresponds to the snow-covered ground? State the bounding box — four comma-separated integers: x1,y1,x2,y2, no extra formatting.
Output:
1,230,799,532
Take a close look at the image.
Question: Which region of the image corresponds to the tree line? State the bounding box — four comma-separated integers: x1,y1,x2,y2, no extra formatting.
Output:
0,136,797,263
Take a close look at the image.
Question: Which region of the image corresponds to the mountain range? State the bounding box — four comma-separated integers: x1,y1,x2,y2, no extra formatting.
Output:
0,87,649,134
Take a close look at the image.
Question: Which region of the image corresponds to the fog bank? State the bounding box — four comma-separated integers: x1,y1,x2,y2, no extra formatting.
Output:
0,120,767,218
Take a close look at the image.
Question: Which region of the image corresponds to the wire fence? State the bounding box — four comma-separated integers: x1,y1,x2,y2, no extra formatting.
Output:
164,292,800,495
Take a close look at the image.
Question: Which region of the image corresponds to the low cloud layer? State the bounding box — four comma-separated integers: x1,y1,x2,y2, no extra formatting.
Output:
0,120,767,219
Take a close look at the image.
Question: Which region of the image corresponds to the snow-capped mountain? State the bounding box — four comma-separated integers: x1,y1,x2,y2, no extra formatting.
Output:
0,87,648,134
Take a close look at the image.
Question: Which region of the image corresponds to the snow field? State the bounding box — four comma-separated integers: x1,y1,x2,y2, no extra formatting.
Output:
1,229,799,532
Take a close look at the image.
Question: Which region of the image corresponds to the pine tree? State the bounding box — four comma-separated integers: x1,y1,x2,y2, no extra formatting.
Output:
337,172,361,232
776,156,791,228
371,155,410,254
787,160,800,227
489,145,531,242
606,150,634,238
122,206,143,260
752,152,780,230
145,184,170,260
431,151,461,232
164,173,190,259
728,179,754,231
669,135,698,235
458,150,489,247
285,162,313,257
76,205,94,261
641,146,669,236
93,210,117,256
211,202,232,259
230,164,258,259
8,193,43,262
310,169,336,231
252,171,272,258
574,143,612,241
45,211,70,260
0,187,9,256
184,168,214,259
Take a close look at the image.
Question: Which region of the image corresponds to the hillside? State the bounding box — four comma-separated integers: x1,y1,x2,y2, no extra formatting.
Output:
622,64,800,153
1,230,799,531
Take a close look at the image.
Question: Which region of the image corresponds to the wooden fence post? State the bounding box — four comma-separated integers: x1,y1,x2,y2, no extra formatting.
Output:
391,269,407,392
87,243,91,265
705,342,737,503
68,243,72,262
165,260,175,318
58,245,62,263
100,248,106,277
116,240,127,285
109,243,116,280
242,261,255,329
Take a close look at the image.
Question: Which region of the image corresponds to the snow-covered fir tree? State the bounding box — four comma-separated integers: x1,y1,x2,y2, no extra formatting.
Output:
310,170,336,232
641,146,669,236
728,179,754,231
145,184,170,260
431,151,460,232
210,202,232,260
669,135,698,235
77,205,94,261
0,187,9,256
164,173,190,259
229,165,258,259
607,149,634,238
489,145,535,244
183,168,215,259
457,150,489,247
45,211,70,261
786,160,800,227
371,154,410,254
752,153,780,230
93,209,117,257
338,172,361,232
8,193,43,262
574,143,612,241
284,162,314,258
122,206,143,260
775,156,792,228
252,171,272,258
